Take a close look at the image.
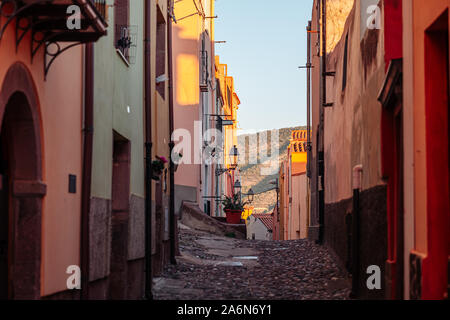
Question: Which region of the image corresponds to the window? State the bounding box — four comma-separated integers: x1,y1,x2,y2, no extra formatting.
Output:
200,35,209,92
115,0,130,60
156,8,166,99
342,33,349,91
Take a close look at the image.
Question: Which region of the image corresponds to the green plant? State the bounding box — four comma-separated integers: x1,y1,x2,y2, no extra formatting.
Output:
221,193,250,212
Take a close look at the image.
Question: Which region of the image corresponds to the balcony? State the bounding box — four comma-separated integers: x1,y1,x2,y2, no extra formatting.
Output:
0,0,108,76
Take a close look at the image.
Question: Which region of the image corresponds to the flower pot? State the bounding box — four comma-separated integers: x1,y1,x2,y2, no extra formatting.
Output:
225,209,243,224
151,172,162,181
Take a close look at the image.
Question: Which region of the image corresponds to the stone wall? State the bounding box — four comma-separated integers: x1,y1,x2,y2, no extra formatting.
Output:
324,185,387,299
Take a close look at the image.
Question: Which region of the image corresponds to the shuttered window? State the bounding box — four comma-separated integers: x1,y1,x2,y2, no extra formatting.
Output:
115,0,130,59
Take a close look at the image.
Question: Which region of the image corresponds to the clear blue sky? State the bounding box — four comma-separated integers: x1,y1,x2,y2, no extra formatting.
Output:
214,0,313,132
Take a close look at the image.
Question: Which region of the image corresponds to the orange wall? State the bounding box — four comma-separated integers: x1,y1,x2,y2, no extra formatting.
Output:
0,25,83,297
410,0,450,299
215,57,239,173
410,0,450,254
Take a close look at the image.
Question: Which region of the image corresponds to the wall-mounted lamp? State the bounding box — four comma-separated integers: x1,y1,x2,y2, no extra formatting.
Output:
229,145,239,170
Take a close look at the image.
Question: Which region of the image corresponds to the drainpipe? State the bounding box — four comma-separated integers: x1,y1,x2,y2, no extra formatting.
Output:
144,0,153,300
317,0,327,245
321,0,327,109
351,164,363,298
167,0,177,265
80,43,94,300
306,20,312,179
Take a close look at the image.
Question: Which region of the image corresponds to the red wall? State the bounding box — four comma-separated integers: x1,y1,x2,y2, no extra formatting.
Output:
384,0,403,68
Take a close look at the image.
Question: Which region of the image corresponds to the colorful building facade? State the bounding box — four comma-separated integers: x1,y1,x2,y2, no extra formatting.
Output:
275,130,309,241
0,0,107,299
0,0,179,300
172,0,217,216
400,0,450,300
309,0,388,299
308,0,449,300
215,56,240,212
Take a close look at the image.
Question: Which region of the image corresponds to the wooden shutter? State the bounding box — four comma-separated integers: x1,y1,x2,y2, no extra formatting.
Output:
114,0,129,48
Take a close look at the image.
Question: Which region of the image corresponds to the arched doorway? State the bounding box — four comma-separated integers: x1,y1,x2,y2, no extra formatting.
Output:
0,63,45,300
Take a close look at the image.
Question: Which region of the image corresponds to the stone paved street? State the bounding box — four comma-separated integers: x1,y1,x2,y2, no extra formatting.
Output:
153,224,352,300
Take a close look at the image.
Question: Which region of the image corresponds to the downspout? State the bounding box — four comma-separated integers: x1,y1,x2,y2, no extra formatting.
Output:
167,0,177,265
306,20,312,237
321,0,327,109
144,0,153,300
306,21,312,179
318,0,327,245
80,43,94,300
351,165,363,298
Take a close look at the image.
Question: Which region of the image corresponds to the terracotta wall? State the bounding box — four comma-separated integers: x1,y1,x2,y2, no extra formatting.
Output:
407,0,450,300
0,23,83,297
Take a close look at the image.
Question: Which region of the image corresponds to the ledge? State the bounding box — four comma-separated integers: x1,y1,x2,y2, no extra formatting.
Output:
116,49,130,67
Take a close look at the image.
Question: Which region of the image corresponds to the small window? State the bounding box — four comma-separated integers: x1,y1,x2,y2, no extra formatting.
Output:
156,8,167,99
342,33,349,91
115,0,130,60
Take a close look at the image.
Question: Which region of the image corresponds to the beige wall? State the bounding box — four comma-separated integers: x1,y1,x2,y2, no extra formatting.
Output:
290,174,308,240
247,216,272,241
324,1,385,204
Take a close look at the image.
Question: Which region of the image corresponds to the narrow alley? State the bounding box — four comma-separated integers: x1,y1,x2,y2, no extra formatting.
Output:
0,0,449,304
153,224,351,300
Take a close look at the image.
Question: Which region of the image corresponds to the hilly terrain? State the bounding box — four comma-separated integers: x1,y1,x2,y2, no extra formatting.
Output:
238,126,306,214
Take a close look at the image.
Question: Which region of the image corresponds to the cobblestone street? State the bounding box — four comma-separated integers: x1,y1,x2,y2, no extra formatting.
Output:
153,224,351,300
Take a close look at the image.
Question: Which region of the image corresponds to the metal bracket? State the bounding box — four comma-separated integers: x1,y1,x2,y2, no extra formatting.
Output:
2,0,107,78
45,41,84,79
0,0,56,42
15,16,32,51
299,63,314,69
215,168,228,177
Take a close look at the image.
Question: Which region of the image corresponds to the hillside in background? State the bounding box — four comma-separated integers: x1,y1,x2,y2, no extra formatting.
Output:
238,126,306,214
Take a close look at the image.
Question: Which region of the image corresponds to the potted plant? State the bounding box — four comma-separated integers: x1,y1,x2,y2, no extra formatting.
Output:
152,156,168,181
221,193,249,224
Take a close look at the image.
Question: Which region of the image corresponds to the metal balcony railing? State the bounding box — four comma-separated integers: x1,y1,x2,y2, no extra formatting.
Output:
200,50,209,92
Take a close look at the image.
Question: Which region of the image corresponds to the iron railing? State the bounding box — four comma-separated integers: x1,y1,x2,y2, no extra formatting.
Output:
200,50,209,91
